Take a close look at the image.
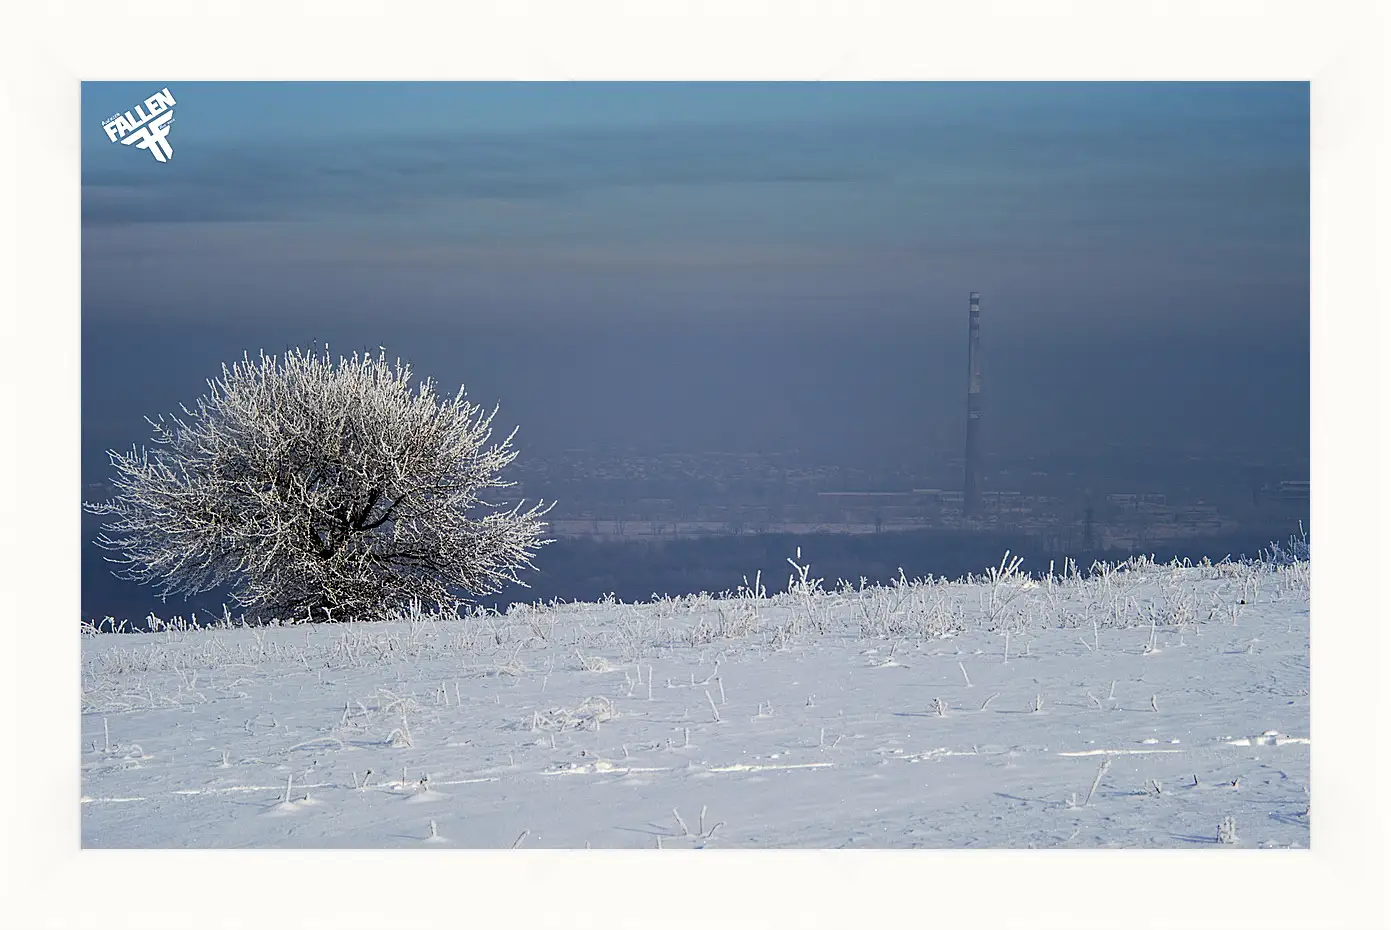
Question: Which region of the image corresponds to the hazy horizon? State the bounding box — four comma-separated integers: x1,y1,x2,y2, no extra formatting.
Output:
84,82,1308,468
81,82,1310,619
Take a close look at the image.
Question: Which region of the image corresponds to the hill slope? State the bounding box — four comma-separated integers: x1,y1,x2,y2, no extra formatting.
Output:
81,552,1310,848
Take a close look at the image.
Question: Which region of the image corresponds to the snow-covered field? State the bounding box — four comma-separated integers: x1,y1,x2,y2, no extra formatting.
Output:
81,552,1310,849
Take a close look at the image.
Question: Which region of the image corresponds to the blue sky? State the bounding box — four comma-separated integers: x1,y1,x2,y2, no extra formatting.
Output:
82,82,1308,464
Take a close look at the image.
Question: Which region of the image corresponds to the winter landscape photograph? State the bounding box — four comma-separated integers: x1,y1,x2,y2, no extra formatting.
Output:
74,79,1319,854
5,2,1387,928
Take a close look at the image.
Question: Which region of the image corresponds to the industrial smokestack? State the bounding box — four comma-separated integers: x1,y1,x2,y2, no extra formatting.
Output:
964,291,984,517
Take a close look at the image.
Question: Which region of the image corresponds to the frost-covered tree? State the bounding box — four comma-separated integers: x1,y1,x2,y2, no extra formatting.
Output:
84,347,553,622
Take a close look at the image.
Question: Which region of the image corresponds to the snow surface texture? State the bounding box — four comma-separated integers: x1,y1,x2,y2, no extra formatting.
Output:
82,553,1310,848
